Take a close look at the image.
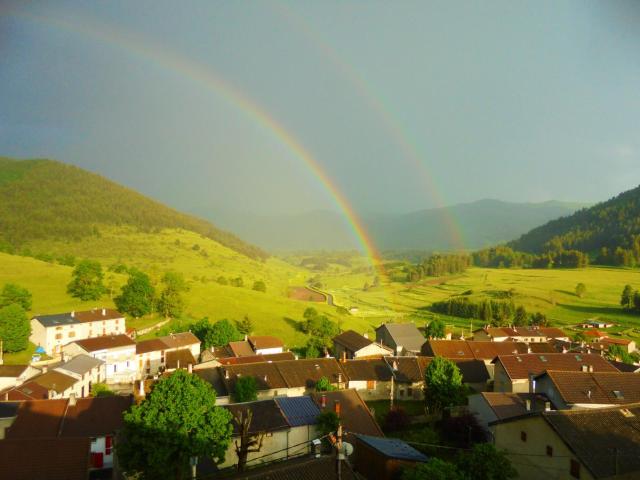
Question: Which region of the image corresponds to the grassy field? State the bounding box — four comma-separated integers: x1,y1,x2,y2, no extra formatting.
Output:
3,231,640,364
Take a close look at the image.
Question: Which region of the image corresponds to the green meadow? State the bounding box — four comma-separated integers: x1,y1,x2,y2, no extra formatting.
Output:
3,227,640,365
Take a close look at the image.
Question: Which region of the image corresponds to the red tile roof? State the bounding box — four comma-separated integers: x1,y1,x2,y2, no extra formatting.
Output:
538,371,640,406
0,437,90,480
311,389,383,438
248,336,284,350
228,341,256,357
217,352,296,365
342,359,393,382
423,340,528,360
333,330,372,352
496,353,618,380
69,334,135,352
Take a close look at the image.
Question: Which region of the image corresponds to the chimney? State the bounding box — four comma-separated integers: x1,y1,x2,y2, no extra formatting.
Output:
588,365,594,373
244,334,248,342
396,345,403,355
528,373,535,394
527,346,532,354
562,346,568,354
68,393,77,406
341,351,347,363
188,363,193,374
392,361,398,371
70,311,75,318
363,332,368,339
581,365,588,372
264,374,268,382
177,359,181,370
210,346,214,353
294,354,299,361
587,390,592,399
321,394,327,408
334,400,341,416
544,401,551,411
337,372,342,385
224,369,229,380
101,308,106,316
4,392,8,401
525,399,531,411
139,380,145,397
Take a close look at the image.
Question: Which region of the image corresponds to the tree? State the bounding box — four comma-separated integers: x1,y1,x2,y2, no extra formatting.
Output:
252,280,266,293
530,312,548,327
575,283,587,298
513,305,528,327
425,319,446,339
67,260,105,301
234,376,258,403
607,344,634,364
117,370,233,480
315,376,336,392
217,276,228,286
0,283,32,310
233,408,264,472
402,459,461,480
304,338,322,358
315,410,339,436
91,383,115,397
115,269,156,317
235,315,253,336
621,285,635,309
634,291,640,313
0,304,30,352
195,319,242,349
157,271,188,318
424,356,465,415
456,443,517,480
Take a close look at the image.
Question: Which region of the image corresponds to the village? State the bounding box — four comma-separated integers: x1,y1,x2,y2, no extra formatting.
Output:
1,307,639,479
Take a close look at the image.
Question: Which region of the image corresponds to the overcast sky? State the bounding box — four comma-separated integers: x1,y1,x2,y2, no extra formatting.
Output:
1,1,639,216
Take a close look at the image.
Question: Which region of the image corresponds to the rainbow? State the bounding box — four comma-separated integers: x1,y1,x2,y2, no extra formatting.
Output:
8,10,389,276
271,2,466,251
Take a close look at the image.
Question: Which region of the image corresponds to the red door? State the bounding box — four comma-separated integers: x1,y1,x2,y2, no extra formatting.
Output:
91,452,104,468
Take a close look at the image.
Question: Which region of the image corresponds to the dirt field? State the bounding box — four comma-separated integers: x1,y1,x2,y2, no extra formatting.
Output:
288,286,327,302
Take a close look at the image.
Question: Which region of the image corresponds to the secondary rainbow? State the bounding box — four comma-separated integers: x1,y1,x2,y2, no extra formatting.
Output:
272,2,466,251
10,10,388,276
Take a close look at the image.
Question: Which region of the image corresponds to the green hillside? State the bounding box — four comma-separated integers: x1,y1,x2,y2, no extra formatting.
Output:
0,158,267,260
509,185,640,256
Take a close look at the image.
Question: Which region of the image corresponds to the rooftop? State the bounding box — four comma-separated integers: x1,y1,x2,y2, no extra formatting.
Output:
135,332,200,354
248,336,284,350
0,437,90,480
55,354,103,376
478,392,552,420
311,389,383,438
422,340,529,361
355,434,428,462
0,365,30,378
538,370,640,405
496,353,618,380
333,330,373,352
165,348,196,370
225,399,289,435
216,352,296,366
342,358,393,382
376,323,425,352
33,308,123,328
542,403,640,478
68,334,135,352
275,396,321,427
228,340,256,357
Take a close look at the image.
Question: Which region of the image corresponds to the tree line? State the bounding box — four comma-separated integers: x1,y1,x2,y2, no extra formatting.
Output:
401,254,471,282
430,296,547,327
472,245,589,269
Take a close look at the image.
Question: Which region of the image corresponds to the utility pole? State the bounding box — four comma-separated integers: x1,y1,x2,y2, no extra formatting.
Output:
335,400,343,480
390,373,394,409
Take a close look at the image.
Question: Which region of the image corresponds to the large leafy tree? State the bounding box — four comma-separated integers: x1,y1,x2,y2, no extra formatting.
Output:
621,285,634,309
115,269,156,317
67,259,105,301
0,283,32,310
235,315,253,336
157,271,188,318
117,370,233,480
424,356,465,415
0,304,30,352
192,318,242,349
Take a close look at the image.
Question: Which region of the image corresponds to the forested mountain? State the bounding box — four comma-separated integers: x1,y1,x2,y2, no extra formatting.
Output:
509,185,640,259
0,158,268,260
196,199,585,251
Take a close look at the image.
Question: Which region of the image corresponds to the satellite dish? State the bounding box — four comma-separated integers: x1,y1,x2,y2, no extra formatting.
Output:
341,442,354,457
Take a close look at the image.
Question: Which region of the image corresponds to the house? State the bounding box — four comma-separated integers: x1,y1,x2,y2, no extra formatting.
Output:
535,370,640,409
1,368,80,400
135,331,200,377
341,358,393,400
581,320,615,329
333,330,392,360
30,308,126,355
53,354,106,398
468,392,553,432
248,336,284,355
3,395,130,470
0,437,91,480
385,356,431,401
596,336,637,354
353,434,428,480
375,323,424,356
492,403,640,479
0,365,41,391
472,326,569,343
493,353,618,393
64,334,137,384
311,389,384,442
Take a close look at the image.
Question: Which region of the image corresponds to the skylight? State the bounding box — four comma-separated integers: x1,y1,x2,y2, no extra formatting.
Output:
575,355,582,361
540,356,547,362
613,390,624,400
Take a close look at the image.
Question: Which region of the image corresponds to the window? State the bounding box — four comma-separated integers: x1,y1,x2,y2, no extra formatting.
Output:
55,333,62,340
407,387,413,398
366,380,376,390
546,445,553,457
520,431,527,442
399,389,405,397
570,459,580,478
68,331,76,338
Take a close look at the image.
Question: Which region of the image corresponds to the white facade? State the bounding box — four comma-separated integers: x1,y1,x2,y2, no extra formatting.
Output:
30,310,126,355
64,343,137,384
0,366,41,391
254,346,283,356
